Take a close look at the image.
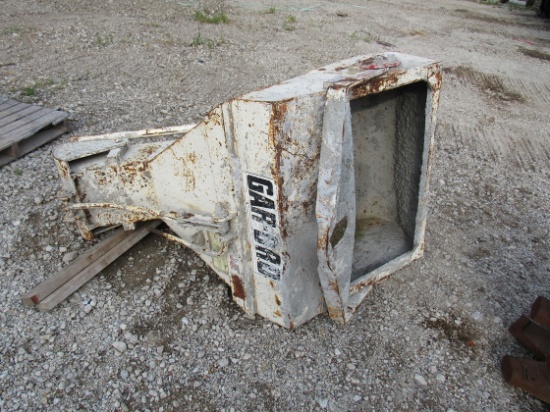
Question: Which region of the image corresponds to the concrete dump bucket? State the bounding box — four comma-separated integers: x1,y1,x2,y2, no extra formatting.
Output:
53,52,441,328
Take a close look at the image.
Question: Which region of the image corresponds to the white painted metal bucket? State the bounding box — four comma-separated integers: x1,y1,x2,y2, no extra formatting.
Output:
53,52,441,328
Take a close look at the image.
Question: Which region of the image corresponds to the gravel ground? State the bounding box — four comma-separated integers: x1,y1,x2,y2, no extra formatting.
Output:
1,0,550,411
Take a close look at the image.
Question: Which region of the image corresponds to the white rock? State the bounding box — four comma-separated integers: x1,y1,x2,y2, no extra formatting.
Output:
318,398,328,408
113,341,127,353
436,374,446,383
414,374,428,386
120,369,129,380
63,251,78,264
218,358,229,367
124,332,138,345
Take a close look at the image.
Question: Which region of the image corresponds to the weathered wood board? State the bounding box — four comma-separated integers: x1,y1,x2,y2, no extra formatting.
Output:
21,221,161,311
0,95,69,166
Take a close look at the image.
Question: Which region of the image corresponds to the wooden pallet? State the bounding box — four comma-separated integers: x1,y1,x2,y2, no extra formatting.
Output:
0,95,69,166
21,221,161,311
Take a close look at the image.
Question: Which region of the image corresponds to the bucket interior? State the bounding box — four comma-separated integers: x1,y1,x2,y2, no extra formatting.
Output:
350,82,427,282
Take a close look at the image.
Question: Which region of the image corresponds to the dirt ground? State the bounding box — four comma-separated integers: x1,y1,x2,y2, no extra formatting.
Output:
1,0,550,411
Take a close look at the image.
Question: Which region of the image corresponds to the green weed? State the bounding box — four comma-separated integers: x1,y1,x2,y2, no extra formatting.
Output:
191,31,225,48
263,6,276,14
2,25,20,35
194,11,229,24
20,78,62,96
283,15,297,31
24,85,36,96
192,31,205,46
94,33,114,47
207,37,225,49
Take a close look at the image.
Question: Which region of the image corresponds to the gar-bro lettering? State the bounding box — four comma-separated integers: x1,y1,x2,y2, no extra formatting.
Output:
246,174,283,281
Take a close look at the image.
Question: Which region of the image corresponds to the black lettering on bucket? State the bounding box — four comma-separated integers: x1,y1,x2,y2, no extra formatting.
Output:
246,173,283,281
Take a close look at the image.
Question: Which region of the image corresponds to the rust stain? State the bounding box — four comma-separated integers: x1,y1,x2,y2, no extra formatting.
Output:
327,306,344,321
349,275,388,294
55,159,71,180
269,101,289,240
350,71,403,99
206,109,222,126
231,275,246,300
274,294,281,306
329,279,340,294
187,153,197,164
289,321,294,329
301,199,314,213
182,165,196,190
105,161,151,186
141,146,158,156
273,310,282,317
428,63,443,90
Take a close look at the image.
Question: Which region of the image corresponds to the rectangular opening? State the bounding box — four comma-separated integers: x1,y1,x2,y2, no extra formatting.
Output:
350,82,428,282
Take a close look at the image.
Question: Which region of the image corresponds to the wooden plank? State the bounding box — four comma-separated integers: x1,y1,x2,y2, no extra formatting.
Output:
0,110,68,149
0,99,17,109
36,220,161,310
0,102,28,120
5,144,21,158
0,105,44,129
21,225,135,306
0,106,52,136
16,122,67,155
21,221,161,310
0,122,68,166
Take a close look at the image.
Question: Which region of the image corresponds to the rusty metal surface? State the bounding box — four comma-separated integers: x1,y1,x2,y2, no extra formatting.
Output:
53,52,441,327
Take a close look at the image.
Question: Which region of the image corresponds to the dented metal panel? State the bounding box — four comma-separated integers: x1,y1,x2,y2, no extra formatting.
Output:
53,52,441,328
316,87,356,323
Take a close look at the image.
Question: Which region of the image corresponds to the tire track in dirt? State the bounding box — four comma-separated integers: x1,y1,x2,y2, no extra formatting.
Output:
444,66,550,105
438,121,550,172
